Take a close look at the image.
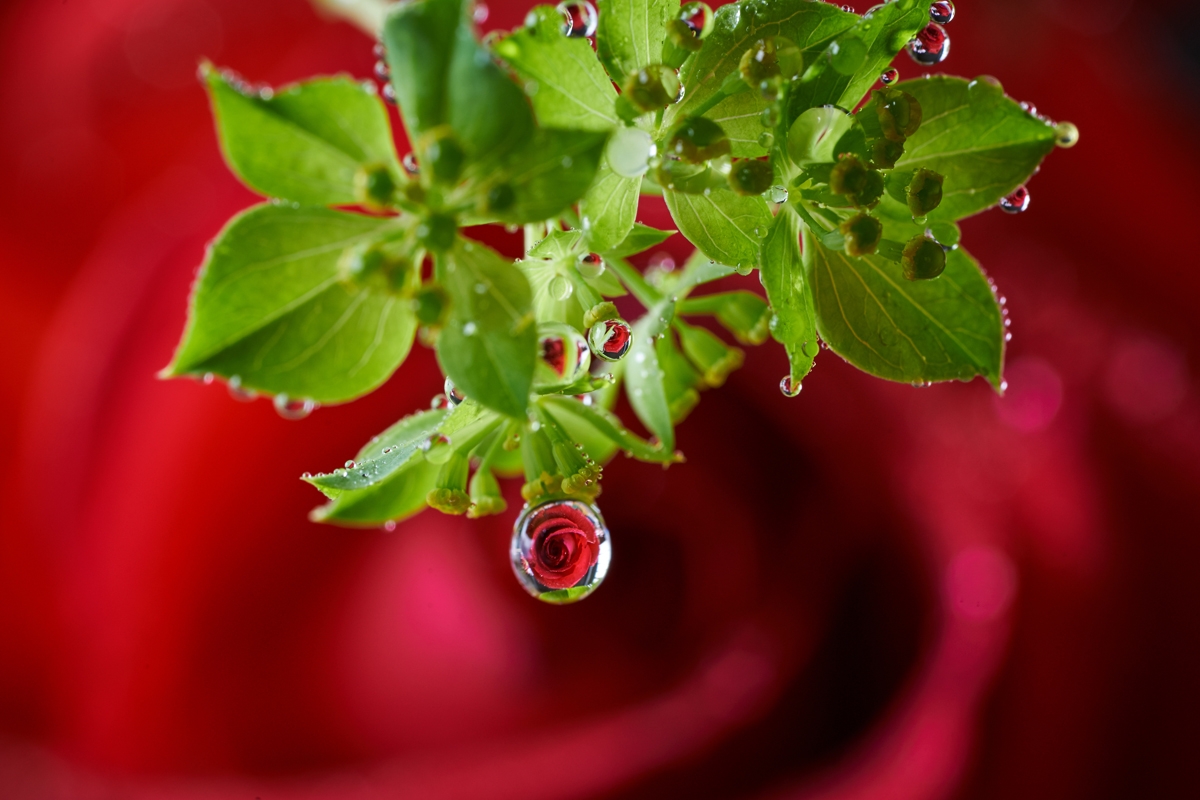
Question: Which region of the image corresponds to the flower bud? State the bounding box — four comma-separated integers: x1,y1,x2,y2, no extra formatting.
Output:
829,154,870,196
739,36,803,90
426,452,470,515
676,322,745,388
485,183,516,213
667,117,731,164
467,466,506,519
906,168,944,217
622,64,682,113
728,159,773,196
354,163,396,211
583,301,619,329
417,213,457,252
655,157,719,194
870,137,905,169
873,88,923,142
420,127,465,185
666,19,704,52
411,284,449,326
839,213,883,256
902,235,947,281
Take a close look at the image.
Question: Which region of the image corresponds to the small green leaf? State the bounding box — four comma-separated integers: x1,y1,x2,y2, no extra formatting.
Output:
680,290,771,345
579,161,641,253
657,330,703,423
806,230,1004,388
789,1,931,115
203,68,402,206
760,207,818,382
436,238,537,417
626,298,676,450
890,76,1057,221
541,395,676,463
664,188,771,270
603,222,676,259
482,129,609,224
667,0,856,152
307,407,448,526
596,0,675,81
163,204,416,403
519,248,603,330
494,7,619,131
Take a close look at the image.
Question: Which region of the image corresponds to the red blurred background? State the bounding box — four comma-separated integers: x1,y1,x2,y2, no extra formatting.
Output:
2,0,1199,797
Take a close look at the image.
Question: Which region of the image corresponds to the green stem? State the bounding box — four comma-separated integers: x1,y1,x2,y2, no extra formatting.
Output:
606,256,662,309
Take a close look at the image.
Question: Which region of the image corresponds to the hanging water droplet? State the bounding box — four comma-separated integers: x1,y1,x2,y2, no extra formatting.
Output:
780,375,802,397
548,274,574,301
227,376,256,402
929,1,955,25
1054,121,1079,149
373,60,390,82
606,126,655,178
473,2,489,23
431,393,449,410
510,498,611,603
444,377,466,405
576,252,606,280
758,130,775,149
759,106,777,128
274,394,316,420
679,2,714,38
557,1,598,38
766,184,788,203
381,84,397,105
880,67,899,85
907,23,950,65
373,42,385,59
402,152,419,175
201,372,215,385
588,318,633,362
534,322,592,390
999,185,1030,214
383,520,397,532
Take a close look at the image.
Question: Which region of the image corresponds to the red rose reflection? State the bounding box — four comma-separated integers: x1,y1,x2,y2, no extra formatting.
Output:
523,501,602,589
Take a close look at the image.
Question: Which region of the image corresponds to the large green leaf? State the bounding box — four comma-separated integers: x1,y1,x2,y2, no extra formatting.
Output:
596,0,675,81
384,0,533,162
308,408,449,525
494,7,619,131
666,0,856,148
788,1,931,117
664,188,771,270
626,298,676,451
579,161,640,253
436,238,537,417
806,232,1004,388
891,76,1057,221
163,204,416,403
759,207,818,382
203,68,402,206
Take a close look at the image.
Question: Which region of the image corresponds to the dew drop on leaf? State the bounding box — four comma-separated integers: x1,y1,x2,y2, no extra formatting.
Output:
780,375,802,398
402,153,419,175
274,394,316,420
556,1,597,38
606,127,655,178
549,274,574,301
880,67,899,85
444,377,466,406
473,3,489,24
907,23,950,65
511,499,611,603
227,376,256,402
381,83,397,105
999,185,1030,214
576,252,605,280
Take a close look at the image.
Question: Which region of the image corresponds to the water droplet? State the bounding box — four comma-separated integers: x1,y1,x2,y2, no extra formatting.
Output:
373,60,390,83
431,393,449,410
227,376,256,402
373,42,385,59
556,1,597,38
766,184,788,203
999,185,1030,214
444,377,466,405
473,2,489,24
463,321,478,336
345,460,357,469
201,372,215,385
758,130,775,149
679,2,715,38
1054,121,1079,149
511,499,610,603
576,252,606,280
383,520,397,532
929,1,955,24
606,126,655,178
274,394,316,420
534,322,592,390
880,67,899,85
381,83,397,105
548,274,574,301
907,23,950,65
779,375,802,397
648,252,676,272
402,152,419,175
588,318,633,362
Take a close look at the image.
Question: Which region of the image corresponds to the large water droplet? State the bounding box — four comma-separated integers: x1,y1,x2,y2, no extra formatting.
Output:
780,375,802,397
607,126,655,178
929,1,955,25
576,252,606,280
588,318,633,362
999,185,1030,214
758,130,775,149
548,274,574,301
1054,121,1079,149
274,394,316,420
557,1,598,38
880,67,899,85
510,499,611,603
907,23,950,65
444,376,465,405
534,322,592,390
766,184,788,203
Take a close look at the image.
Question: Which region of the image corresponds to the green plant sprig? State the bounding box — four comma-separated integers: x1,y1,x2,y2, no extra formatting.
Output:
163,0,1076,528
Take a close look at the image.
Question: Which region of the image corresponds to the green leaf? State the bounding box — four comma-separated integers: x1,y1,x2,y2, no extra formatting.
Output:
308,408,449,526
163,204,416,403
657,330,703,423
203,67,402,206
436,238,537,417
538,397,618,465
579,161,641,253
680,290,771,345
596,0,675,81
384,0,533,163
806,231,1004,388
603,222,676,259
494,8,619,131
541,395,676,463
664,188,771,270
482,129,609,224
625,298,676,450
518,241,603,330
885,76,1056,221
666,0,856,153
760,207,818,382
788,1,931,116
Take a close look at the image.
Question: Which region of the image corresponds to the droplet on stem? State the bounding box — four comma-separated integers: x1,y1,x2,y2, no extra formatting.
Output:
999,185,1030,214
588,318,634,362
880,67,899,85
780,375,802,397
510,499,611,603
